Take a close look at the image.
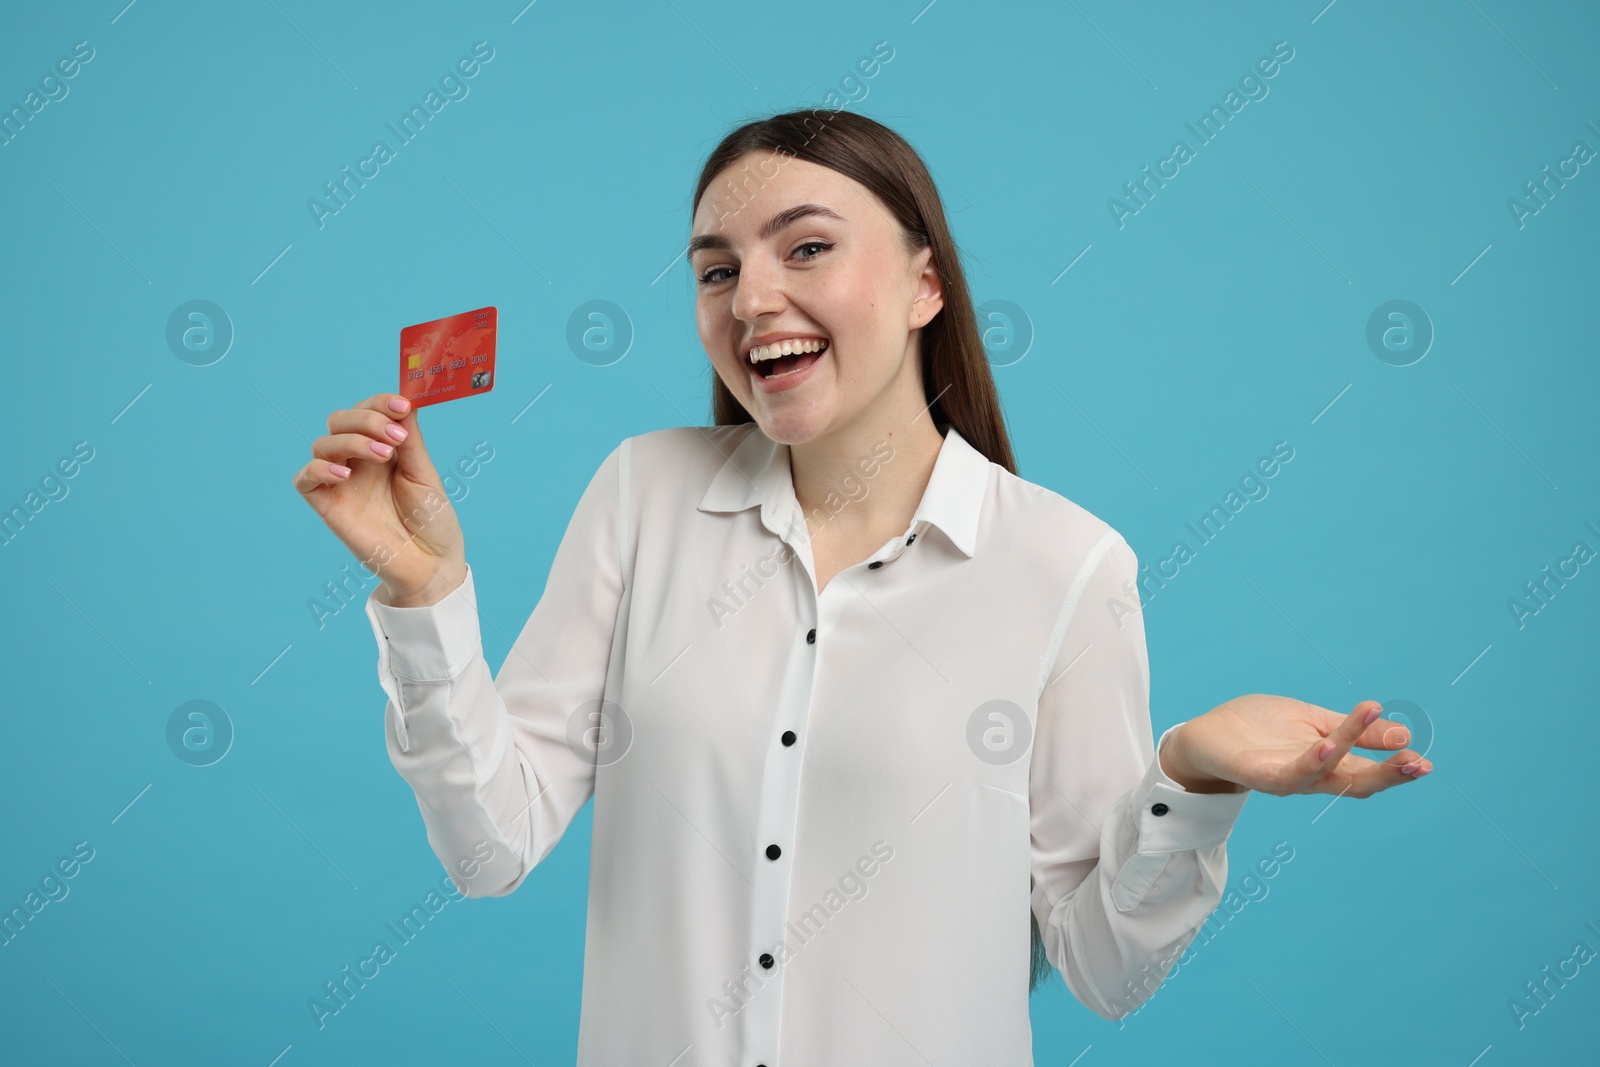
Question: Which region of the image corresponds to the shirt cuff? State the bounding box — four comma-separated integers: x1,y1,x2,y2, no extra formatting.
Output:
363,564,482,681
1131,722,1251,854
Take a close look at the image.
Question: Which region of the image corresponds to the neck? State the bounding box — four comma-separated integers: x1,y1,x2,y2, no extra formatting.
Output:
788,398,946,545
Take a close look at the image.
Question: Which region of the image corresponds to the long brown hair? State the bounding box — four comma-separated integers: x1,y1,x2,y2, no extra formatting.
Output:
689,108,1057,994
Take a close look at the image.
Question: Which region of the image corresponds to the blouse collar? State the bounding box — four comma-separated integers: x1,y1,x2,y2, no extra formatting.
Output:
696,421,992,558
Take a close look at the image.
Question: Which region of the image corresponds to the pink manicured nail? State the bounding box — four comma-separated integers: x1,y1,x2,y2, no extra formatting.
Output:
386,423,409,442
370,441,394,458
330,463,351,478
388,397,410,413
1363,706,1381,726
1317,740,1335,760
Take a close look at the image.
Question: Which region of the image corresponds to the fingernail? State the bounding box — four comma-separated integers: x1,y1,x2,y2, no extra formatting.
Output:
330,464,351,478
1363,706,1381,726
370,441,394,458
386,424,409,442
1317,740,1335,760
388,397,410,413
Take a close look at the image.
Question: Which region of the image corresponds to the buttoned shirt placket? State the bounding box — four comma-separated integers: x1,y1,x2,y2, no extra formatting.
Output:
741,474,925,1066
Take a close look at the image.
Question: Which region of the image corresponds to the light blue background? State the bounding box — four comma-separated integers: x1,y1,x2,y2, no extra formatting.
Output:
2,1,1596,1064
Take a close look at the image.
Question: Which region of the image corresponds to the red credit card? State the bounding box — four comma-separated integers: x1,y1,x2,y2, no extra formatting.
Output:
399,306,497,408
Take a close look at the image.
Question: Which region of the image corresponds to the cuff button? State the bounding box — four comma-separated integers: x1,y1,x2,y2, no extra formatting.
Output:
1151,802,1169,816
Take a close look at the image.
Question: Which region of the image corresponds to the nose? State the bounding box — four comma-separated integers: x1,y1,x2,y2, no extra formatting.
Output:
730,255,786,324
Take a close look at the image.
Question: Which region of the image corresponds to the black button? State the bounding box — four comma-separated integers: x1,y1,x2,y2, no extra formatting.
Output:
781,730,796,746
906,533,916,544
1151,802,1169,816
868,560,883,569
806,628,816,644
766,844,782,861
758,953,774,969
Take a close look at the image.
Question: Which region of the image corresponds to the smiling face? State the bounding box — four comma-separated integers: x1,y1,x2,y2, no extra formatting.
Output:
690,151,944,446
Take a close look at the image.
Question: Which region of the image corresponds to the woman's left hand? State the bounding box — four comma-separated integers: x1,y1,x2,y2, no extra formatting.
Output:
1158,695,1432,797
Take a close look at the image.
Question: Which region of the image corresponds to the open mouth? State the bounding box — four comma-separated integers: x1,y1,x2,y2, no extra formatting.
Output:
749,338,829,379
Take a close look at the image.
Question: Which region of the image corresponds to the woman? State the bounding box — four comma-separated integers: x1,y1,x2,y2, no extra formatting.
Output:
292,109,1431,1064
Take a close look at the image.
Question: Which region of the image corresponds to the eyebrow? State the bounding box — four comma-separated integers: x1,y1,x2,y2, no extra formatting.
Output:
688,203,847,257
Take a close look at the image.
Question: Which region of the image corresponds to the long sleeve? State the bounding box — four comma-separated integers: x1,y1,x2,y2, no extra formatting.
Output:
1029,530,1250,1020
362,442,628,899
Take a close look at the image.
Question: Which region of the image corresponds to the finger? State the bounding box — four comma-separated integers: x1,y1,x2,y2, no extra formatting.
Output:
1318,714,1416,752
1381,747,1433,779
1300,700,1383,775
323,393,450,516
327,405,412,446
348,392,415,424
312,430,401,466
1322,749,1433,798
1362,717,1413,751
1323,701,1416,752
291,457,353,494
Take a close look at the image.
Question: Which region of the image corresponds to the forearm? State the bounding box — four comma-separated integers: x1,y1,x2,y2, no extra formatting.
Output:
1038,730,1249,1019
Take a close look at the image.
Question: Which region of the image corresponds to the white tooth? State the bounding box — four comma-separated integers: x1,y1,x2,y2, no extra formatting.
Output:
750,338,829,363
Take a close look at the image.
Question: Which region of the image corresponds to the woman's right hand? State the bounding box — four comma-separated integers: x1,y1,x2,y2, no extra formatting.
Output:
291,393,468,608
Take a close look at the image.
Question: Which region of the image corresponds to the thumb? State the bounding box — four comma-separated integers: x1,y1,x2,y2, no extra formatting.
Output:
391,404,444,487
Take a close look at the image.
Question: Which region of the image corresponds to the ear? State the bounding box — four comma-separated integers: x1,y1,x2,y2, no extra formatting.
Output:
907,246,944,330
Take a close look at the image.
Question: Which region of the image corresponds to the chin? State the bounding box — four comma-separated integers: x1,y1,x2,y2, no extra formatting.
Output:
747,406,831,447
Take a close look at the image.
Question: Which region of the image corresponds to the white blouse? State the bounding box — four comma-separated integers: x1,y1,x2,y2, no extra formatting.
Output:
363,421,1251,1065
